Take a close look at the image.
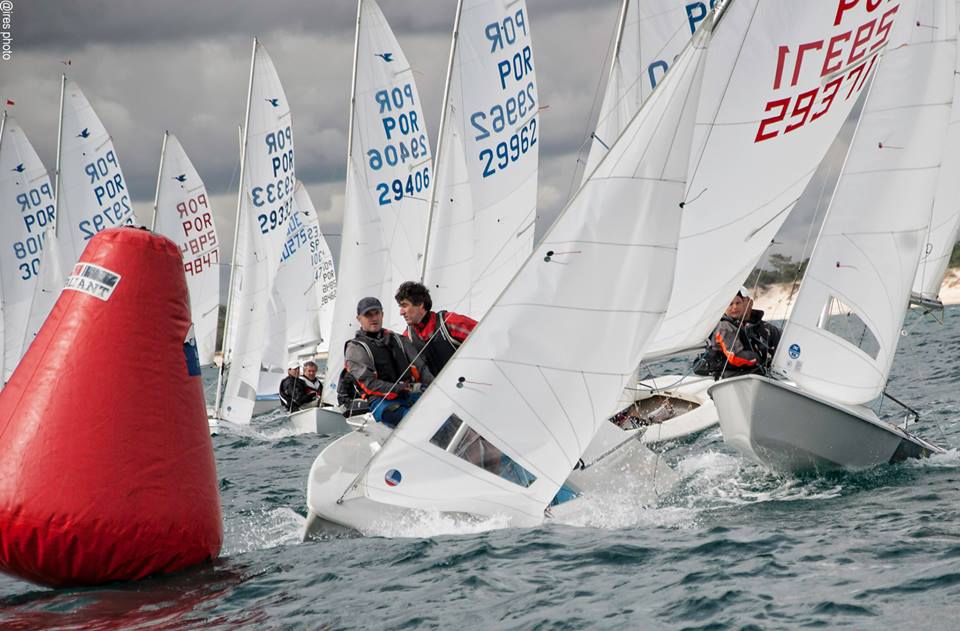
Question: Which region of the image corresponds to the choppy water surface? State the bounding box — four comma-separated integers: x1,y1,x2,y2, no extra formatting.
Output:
2,308,960,629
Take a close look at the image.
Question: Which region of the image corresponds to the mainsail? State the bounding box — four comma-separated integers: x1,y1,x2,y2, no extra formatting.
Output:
323,0,432,405
152,132,221,366
773,0,956,405
216,40,297,425
421,0,539,319
646,0,906,357
582,0,711,179
0,113,54,382
913,0,960,301
349,18,714,524
23,76,136,352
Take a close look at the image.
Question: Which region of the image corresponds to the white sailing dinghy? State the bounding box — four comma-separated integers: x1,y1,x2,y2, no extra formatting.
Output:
0,112,54,384
151,131,221,366
209,39,298,433
586,0,910,451
23,76,137,353
303,3,715,537
267,181,344,435
710,0,953,473
321,0,434,409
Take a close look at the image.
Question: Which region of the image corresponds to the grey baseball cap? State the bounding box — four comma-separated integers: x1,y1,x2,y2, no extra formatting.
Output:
357,296,383,315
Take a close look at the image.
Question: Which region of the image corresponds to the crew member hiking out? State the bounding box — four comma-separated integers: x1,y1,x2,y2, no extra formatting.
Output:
344,296,433,427
395,281,477,376
694,286,781,379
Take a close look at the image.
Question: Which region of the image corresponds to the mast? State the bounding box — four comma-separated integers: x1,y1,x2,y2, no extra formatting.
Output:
611,0,630,61
418,0,464,282
213,37,258,418
344,0,363,181
150,131,169,231
53,73,66,237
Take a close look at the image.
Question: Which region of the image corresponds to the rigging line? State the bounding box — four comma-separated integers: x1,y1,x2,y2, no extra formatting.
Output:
536,364,583,459
491,360,578,465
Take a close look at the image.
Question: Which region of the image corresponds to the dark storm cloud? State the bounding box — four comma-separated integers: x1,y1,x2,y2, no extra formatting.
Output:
15,0,604,51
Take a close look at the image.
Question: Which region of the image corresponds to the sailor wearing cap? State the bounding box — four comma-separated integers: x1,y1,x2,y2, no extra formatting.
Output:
279,360,320,411
340,296,433,427
694,285,782,379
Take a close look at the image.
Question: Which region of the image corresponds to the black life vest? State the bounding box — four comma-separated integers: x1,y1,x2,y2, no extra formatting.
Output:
347,331,414,385
407,310,460,376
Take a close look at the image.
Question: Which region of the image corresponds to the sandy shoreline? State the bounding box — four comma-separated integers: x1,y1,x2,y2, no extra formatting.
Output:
752,268,960,319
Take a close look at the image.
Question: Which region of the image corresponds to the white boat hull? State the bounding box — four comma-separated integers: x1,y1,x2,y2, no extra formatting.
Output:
288,406,351,436
253,395,280,416
709,375,943,473
303,418,679,539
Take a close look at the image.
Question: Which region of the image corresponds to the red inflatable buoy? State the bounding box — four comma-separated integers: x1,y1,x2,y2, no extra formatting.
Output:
0,227,221,587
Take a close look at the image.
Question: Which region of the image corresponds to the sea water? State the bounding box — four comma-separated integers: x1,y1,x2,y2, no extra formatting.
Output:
2,308,959,629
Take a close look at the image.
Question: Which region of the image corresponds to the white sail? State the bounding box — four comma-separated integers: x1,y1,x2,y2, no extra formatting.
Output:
218,40,297,424
274,181,337,356
323,0,433,405
22,77,136,352
913,0,960,301
421,0,539,319
582,0,711,179
773,0,955,405
0,113,54,381
152,132,222,366
350,22,713,524
646,0,907,357
55,79,137,269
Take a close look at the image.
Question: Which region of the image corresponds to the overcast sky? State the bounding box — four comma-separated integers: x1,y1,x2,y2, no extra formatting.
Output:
2,0,829,278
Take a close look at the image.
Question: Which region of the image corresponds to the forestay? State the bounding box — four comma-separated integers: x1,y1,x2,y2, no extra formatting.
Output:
219,41,297,424
352,22,713,524
913,0,960,301
152,132,221,365
23,77,136,352
0,113,54,382
774,0,955,405
646,0,905,357
421,0,539,319
323,0,431,405
582,0,715,179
